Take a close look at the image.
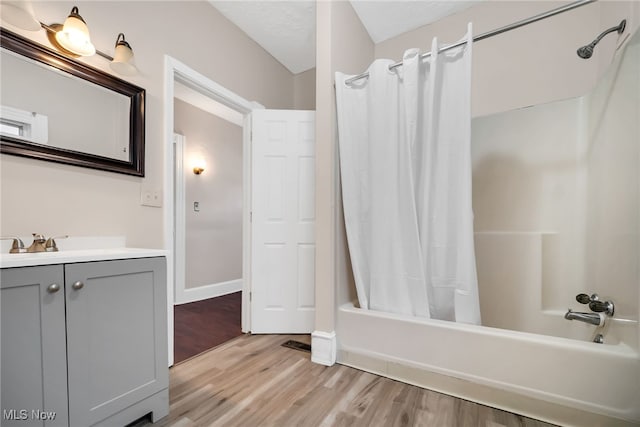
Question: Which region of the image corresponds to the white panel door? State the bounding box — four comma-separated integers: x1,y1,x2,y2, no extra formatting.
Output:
251,109,315,333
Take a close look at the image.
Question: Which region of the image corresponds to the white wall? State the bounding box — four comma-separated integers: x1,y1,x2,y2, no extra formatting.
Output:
174,99,242,291
375,1,638,118
0,1,295,248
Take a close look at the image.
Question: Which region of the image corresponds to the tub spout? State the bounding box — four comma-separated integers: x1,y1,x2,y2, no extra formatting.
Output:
564,309,605,327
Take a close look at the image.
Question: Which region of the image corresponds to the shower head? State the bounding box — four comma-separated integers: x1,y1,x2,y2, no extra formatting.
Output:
577,43,595,59
577,19,626,59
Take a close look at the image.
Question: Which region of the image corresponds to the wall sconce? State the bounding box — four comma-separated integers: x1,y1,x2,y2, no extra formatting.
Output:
192,158,206,175
0,2,138,76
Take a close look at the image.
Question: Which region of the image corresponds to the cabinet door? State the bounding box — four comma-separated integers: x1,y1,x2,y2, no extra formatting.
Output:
1,265,69,427
64,257,167,426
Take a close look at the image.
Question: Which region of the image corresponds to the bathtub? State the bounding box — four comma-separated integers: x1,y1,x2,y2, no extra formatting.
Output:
337,302,640,426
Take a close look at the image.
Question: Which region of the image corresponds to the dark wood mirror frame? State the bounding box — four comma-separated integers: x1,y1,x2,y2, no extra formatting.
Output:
0,28,145,177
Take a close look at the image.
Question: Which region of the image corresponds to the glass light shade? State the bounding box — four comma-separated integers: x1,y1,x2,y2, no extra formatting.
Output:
55,7,95,56
0,1,40,31
109,34,136,76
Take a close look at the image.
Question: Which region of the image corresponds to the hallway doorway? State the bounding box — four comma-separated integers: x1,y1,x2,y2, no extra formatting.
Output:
164,56,258,366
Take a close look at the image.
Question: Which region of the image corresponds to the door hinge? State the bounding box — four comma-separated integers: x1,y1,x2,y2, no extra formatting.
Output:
249,291,252,302
250,211,252,222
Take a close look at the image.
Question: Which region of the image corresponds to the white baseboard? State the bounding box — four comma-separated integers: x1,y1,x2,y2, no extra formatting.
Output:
311,330,336,366
175,279,242,305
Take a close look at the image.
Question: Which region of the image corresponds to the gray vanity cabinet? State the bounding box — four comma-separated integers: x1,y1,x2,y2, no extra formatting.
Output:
65,257,168,426
1,265,70,427
1,257,168,427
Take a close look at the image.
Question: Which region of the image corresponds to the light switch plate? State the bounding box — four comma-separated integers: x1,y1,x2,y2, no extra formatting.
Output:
141,188,162,207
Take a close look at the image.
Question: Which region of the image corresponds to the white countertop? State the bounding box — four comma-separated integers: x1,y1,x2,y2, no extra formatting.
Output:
0,248,168,268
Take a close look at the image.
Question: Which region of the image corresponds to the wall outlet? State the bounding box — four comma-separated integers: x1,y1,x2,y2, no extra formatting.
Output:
141,188,162,208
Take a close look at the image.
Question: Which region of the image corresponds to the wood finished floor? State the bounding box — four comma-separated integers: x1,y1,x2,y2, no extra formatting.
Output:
150,334,555,427
173,292,242,364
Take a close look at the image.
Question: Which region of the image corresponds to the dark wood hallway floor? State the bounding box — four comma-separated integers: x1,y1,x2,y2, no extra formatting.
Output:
173,292,242,364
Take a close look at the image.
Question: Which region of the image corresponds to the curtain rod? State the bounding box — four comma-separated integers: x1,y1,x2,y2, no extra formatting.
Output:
344,0,597,85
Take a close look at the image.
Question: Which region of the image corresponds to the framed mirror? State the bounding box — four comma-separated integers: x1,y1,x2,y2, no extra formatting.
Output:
0,28,145,176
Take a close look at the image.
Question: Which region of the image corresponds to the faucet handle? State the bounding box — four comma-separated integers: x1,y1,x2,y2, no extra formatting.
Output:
576,293,592,304
576,293,614,316
589,299,615,316
0,237,27,253
45,235,69,252
576,293,601,304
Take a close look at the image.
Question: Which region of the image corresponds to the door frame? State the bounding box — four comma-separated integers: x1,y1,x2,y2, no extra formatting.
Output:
163,55,263,366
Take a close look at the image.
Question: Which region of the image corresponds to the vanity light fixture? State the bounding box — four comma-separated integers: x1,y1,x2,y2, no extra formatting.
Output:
55,6,95,56
2,2,138,76
110,33,136,76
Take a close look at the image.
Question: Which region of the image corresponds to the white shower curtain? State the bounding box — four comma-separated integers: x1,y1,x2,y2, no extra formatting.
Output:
335,24,481,324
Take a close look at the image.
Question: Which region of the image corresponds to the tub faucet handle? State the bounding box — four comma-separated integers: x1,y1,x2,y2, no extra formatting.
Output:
576,293,592,304
45,235,68,252
589,299,614,316
575,293,614,316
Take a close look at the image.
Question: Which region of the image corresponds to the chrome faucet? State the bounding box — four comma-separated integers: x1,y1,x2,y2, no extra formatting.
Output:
575,293,615,316
564,309,604,326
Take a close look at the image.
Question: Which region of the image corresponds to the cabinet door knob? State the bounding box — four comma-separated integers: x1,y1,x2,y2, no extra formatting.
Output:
47,283,61,293
72,281,84,290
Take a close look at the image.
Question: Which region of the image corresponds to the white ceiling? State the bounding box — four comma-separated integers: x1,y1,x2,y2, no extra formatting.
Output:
350,1,480,44
209,1,480,75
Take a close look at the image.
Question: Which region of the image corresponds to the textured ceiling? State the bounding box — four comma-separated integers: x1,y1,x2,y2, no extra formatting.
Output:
210,1,316,74
209,1,480,74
